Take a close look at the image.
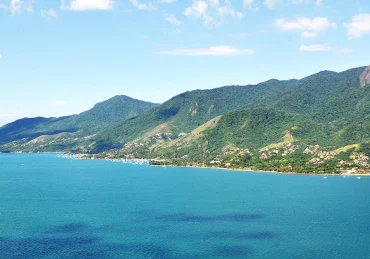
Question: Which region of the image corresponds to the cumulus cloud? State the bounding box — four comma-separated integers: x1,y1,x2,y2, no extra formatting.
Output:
61,0,113,11
157,45,254,56
184,0,243,26
243,0,253,8
129,0,155,10
218,1,244,19
166,14,182,25
184,0,212,24
157,0,176,3
264,0,322,8
315,0,322,6
301,31,318,38
3,0,34,15
0,53,2,59
275,17,336,38
300,43,332,52
344,13,370,39
52,101,68,107
243,0,258,11
264,0,281,8
41,8,58,19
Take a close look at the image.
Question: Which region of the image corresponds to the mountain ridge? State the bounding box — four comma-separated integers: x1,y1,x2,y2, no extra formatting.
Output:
0,95,158,146
2,65,370,174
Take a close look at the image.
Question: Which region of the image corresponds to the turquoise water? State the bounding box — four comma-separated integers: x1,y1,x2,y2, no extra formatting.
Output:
0,154,369,259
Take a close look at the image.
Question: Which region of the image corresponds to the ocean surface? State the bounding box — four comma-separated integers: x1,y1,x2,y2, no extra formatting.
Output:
0,153,369,259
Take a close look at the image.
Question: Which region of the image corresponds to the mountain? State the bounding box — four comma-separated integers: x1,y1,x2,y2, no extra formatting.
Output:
51,95,159,132
0,95,158,147
143,66,370,173
90,79,299,152
90,67,369,154
85,65,370,174
2,65,370,174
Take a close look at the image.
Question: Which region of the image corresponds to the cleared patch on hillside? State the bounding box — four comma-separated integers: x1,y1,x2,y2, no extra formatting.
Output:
260,130,294,151
360,65,370,87
161,115,222,149
222,144,241,154
27,132,76,144
142,122,172,140
333,144,359,154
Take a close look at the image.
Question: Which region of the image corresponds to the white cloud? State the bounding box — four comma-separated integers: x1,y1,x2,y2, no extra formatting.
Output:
5,0,34,15
315,0,322,6
344,13,370,39
184,0,211,24
275,17,336,31
10,0,21,14
243,0,253,7
0,53,2,59
275,17,336,38
184,0,243,26
157,45,254,56
52,101,68,107
129,0,155,10
217,1,244,19
166,14,182,25
243,0,258,11
61,0,113,11
157,0,176,3
264,0,321,8
264,0,280,8
41,8,58,19
301,31,318,38
291,0,305,4
300,43,332,52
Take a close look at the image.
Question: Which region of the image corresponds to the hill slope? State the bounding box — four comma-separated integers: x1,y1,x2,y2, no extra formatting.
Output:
90,79,299,152
90,67,368,154
89,65,370,174
2,65,370,174
0,95,158,147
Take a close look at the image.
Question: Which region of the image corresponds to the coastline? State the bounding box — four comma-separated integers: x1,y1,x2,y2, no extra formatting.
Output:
150,164,370,177
4,152,370,176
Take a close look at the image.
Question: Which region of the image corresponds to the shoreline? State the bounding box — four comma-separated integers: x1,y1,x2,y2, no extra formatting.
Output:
150,164,370,177
3,152,370,176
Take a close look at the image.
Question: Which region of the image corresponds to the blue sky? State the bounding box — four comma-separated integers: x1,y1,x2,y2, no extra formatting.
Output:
0,0,369,126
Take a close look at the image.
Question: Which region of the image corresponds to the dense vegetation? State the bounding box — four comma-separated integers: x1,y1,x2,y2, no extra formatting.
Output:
2,65,370,174
90,79,299,152
0,95,157,145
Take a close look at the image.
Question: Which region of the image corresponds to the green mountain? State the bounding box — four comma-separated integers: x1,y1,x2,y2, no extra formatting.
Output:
0,95,158,147
88,66,370,174
90,79,299,152
144,66,370,174
2,65,370,174
91,67,369,153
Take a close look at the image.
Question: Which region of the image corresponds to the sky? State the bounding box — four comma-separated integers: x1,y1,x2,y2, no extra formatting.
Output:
0,0,369,126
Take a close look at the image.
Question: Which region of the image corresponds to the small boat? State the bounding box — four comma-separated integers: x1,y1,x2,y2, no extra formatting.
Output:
357,177,361,179
324,177,327,179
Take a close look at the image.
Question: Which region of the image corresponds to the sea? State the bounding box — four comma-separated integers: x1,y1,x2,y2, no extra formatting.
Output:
0,153,369,259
